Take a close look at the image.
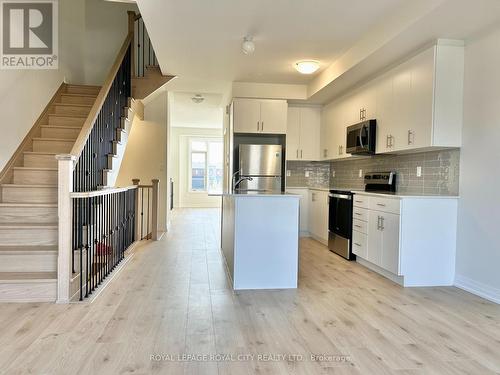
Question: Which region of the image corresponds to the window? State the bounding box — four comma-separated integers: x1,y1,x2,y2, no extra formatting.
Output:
189,138,223,193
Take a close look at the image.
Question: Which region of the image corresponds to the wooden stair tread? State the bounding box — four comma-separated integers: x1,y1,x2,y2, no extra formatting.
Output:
48,114,87,119
0,272,57,282
13,167,57,171
1,184,57,188
66,84,101,89
33,137,75,142
40,125,82,129
54,103,92,107
0,202,57,207
61,93,98,98
0,246,57,253
23,151,58,155
0,223,57,228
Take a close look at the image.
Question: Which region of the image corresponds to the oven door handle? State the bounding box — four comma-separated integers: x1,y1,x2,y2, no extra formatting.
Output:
329,193,352,200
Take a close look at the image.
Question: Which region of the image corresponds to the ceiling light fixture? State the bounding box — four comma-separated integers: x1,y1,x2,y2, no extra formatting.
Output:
191,94,204,104
295,60,320,74
242,36,255,55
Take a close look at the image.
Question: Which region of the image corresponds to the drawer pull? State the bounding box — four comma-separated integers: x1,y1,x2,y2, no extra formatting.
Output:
354,243,362,247
377,203,386,207
355,200,363,203
354,225,362,228
354,213,362,216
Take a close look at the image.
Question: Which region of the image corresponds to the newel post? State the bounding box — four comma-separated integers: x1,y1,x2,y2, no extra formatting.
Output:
132,179,141,241
151,179,160,241
56,154,76,304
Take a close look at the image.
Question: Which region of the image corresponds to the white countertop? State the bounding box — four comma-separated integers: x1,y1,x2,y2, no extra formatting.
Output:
210,191,300,198
285,186,459,199
351,190,460,199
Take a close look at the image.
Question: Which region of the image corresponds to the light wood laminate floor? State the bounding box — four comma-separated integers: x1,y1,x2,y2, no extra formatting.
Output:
1,208,499,375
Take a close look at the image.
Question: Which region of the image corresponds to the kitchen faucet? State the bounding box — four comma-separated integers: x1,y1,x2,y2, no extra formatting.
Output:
232,170,253,190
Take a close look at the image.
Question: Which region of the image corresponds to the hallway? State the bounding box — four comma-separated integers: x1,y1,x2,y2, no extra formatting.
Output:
0,209,500,374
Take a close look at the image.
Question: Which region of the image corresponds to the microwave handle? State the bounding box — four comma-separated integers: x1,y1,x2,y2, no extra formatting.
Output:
359,126,364,149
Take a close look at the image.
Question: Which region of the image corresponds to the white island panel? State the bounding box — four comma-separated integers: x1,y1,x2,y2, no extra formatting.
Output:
223,195,299,290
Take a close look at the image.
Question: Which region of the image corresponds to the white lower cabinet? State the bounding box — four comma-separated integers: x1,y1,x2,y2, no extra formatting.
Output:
353,193,458,287
308,189,329,244
285,188,309,235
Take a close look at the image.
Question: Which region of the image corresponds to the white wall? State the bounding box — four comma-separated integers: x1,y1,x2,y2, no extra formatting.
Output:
116,93,169,232
455,25,500,303
170,127,222,208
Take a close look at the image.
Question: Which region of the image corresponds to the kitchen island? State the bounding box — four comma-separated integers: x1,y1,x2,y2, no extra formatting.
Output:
218,192,300,290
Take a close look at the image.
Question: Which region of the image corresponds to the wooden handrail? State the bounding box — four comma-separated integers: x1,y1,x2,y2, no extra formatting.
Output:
70,185,137,199
70,32,133,164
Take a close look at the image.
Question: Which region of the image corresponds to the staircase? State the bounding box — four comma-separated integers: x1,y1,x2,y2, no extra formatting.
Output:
0,84,99,302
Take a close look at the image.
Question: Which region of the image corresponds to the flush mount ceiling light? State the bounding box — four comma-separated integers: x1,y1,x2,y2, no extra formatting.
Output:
295,60,320,74
242,36,255,55
191,94,204,104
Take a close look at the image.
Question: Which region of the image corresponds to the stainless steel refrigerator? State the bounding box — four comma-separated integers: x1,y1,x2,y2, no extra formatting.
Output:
237,144,282,192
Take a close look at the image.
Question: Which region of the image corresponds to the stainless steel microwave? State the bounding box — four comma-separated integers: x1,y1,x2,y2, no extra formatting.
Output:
346,119,376,155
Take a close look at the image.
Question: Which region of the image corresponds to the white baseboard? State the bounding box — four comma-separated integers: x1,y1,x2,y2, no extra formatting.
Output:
454,274,500,304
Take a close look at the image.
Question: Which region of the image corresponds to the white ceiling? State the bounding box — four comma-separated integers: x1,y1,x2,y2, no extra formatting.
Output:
170,92,223,129
137,0,407,84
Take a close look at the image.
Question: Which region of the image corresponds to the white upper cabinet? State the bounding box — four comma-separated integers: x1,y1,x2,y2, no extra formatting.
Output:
299,107,321,160
233,98,287,134
287,106,321,161
320,41,464,156
376,42,464,153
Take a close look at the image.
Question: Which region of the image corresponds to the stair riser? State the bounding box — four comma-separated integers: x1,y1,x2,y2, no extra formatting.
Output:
41,127,80,140
0,281,56,302
0,227,57,246
33,139,73,153
0,206,57,224
13,169,57,185
60,95,96,105
54,105,91,117
48,115,85,127
66,86,100,95
1,186,57,203
23,154,57,168
0,252,57,272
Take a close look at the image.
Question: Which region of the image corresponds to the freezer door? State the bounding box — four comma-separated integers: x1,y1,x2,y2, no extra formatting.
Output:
237,177,282,192
239,144,282,176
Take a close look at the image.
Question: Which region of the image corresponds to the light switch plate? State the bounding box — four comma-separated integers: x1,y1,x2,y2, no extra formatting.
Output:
417,166,422,177
359,169,363,178
305,171,310,178
286,170,291,177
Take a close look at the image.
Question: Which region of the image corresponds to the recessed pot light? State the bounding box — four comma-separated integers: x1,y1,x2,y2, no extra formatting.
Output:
295,60,320,74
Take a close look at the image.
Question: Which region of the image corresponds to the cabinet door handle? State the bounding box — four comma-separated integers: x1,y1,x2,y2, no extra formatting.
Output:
261,121,264,131
376,203,386,207
301,149,303,158
386,135,389,148
296,149,299,159
377,215,381,230
354,243,362,247
390,135,394,148
380,216,385,231
257,121,260,131
354,224,362,228
354,212,362,216
359,109,363,121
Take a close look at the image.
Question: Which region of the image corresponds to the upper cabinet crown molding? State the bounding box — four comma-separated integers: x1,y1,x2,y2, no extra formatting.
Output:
232,98,287,134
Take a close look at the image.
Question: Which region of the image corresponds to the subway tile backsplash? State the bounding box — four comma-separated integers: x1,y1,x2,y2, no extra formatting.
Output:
286,161,331,189
286,149,460,196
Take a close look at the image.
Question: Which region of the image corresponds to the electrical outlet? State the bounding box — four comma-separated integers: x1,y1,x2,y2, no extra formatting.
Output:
416,166,422,177
359,169,363,178
286,170,291,177
305,171,310,178
331,170,336,178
